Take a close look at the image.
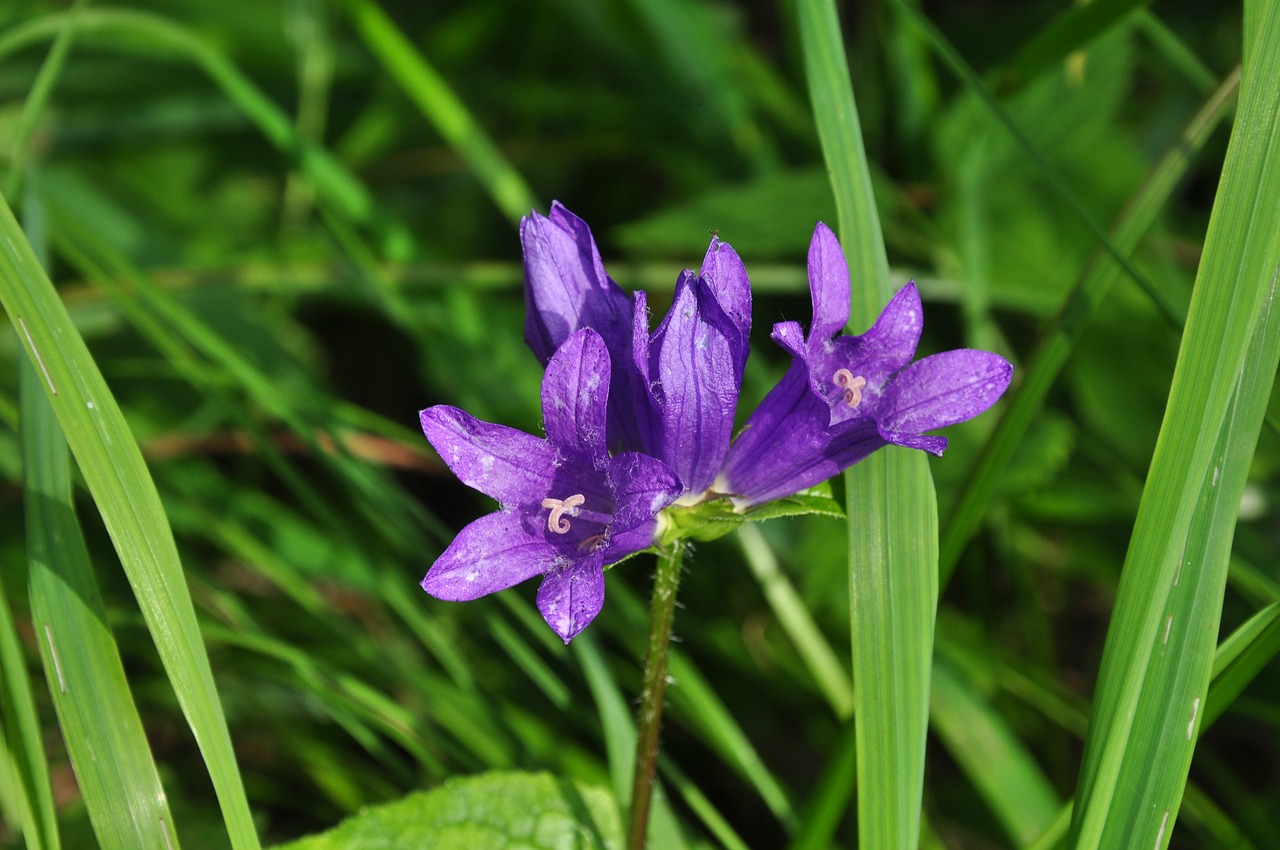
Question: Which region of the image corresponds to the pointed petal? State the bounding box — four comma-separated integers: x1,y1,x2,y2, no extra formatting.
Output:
600,518,659,564
542,328,610,457
606,289,659,454
421,406,555,505
422,511,560,600
537,554,606,643
650,271,742,494
807,222,851,342
521,202,633,364
608,451,681,531
699,237,752,373
848,281,924,376
878,426,948,456
879,349,1013,433
771,320,808,359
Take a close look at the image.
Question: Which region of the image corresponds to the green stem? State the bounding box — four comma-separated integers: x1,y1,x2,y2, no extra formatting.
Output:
627,541,686,850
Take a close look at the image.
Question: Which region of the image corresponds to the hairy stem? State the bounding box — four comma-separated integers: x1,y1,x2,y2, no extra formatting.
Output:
626,541,686,850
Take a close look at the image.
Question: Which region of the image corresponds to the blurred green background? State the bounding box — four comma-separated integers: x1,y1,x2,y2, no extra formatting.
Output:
0,1,1275,848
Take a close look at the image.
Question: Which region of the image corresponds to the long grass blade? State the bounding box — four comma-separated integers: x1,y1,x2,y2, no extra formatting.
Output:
930,657,1060,846
940,68,1240,580
0,193,261,850
0,8,410,257
21,357,179,850
799,2,937,848
1068,3,1280,844
343,0,538,223
998,0,1155,93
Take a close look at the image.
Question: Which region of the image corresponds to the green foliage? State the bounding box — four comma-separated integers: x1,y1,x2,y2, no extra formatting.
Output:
0,1,1275,849
274,771,621,850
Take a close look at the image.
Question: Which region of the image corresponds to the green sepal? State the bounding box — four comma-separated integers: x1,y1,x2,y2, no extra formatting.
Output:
656,482,845,547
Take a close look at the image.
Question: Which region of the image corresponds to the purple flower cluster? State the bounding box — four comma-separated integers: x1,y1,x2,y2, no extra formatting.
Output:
420,203,1013,642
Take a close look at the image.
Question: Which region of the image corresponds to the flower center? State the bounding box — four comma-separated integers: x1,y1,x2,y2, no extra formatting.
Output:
833,369,867,409
541,493,586,534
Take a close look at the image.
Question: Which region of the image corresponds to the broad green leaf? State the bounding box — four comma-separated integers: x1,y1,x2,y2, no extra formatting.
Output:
1068,3,1280,845
273,772,621,850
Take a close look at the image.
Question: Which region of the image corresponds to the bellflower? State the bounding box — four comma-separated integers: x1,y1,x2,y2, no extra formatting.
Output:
720,222,1012,508
420,329,682,643
521,202,750,500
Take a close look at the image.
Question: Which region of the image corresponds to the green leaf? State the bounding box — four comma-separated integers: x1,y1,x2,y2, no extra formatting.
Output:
1067,3,1280,845
22,357,179,850
272,772,622,850
998,0,1155,93
799,4,937,850
930,656,1061,847
0,188,259,849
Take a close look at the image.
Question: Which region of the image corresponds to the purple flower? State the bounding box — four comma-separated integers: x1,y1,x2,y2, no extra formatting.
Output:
420,329,682,643
521,202,750,500
719,222,1012,508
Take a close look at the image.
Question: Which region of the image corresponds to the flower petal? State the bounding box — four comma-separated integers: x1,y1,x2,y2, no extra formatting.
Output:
537,554,606,643
846,281,924,378
650,270,742,494
422,511,561,601
542,328,610,457
421,405,555,505
771,320,808,359
521,202,634,364
608,451,682,532
720,361,893,507
699,237,752,374
878,349,1013,434
807,222,851,342
600,518,659,565
877,426,948,456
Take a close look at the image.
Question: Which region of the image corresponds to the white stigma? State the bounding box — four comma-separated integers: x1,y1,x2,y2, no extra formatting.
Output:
833,369,867,409
541,493,586,533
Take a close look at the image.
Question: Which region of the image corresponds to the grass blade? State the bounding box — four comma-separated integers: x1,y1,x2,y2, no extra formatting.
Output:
799,3,937,848
343,0,538,223
0,8,410,257
0,193,261,850
1067,3,1280,844
21,357,179,850
998,0,1154,93
939,68,1240,580
931,656,1060,846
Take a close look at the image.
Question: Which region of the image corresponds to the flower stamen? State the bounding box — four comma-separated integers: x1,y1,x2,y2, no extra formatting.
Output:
542,493,586,533
833,369,867,409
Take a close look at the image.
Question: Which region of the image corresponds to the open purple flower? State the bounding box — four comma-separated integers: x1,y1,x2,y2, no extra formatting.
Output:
719,222,1012,508
420,328,682,643
521,202,750,500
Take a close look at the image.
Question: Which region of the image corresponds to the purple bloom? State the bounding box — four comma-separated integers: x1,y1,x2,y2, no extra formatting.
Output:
521,202,750,500
719,222,1012,508
420,329,682,643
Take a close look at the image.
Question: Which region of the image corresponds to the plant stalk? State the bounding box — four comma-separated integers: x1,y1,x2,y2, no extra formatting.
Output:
626,541,686,850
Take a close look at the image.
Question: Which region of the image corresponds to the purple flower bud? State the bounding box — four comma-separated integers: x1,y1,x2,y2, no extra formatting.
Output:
522,203,751,500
